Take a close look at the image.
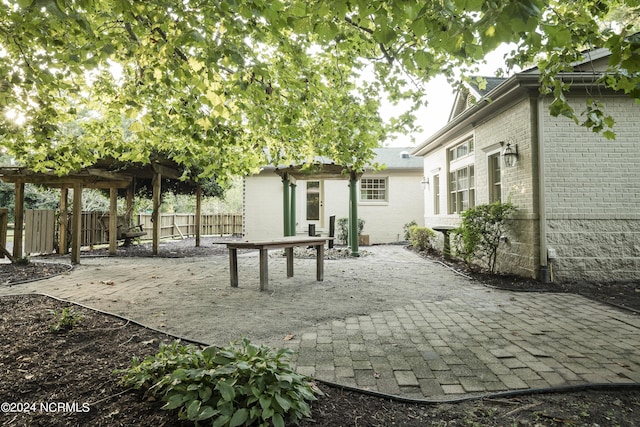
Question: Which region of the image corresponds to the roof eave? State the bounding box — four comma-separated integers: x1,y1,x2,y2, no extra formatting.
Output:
412,73,561,157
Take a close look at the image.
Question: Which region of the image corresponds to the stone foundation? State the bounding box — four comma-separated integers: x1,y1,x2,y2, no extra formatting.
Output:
546,218,640,282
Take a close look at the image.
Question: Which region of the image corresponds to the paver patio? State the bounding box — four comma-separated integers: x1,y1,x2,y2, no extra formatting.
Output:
1,245,638,400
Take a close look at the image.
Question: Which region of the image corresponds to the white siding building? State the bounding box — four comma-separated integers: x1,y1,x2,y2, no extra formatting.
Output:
243,148,424,244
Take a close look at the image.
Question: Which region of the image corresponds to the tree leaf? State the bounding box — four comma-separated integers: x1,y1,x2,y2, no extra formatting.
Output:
374,27,396,44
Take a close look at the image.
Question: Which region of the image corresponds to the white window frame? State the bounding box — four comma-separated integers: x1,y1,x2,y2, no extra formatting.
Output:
449,165,475,214
433,174,440,215
360,177,388,203
488,150,502,203
447,136,475,215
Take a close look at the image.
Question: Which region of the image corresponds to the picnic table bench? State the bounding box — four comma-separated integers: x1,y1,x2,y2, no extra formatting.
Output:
226,236,333,290
98,215,147,246
117,224,146,246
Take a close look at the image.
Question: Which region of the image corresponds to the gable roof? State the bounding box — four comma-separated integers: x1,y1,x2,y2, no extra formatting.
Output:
449,77,508,120
467,76,507,97
412,47,613,157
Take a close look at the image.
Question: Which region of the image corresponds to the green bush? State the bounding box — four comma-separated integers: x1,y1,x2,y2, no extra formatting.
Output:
49,307,83,333
408,226,436,252
452,201,516,273
403,220,417,241
118,339,320,427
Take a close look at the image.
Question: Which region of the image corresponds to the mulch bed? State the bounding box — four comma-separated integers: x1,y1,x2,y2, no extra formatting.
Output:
0,241,639,426
416,249,640,314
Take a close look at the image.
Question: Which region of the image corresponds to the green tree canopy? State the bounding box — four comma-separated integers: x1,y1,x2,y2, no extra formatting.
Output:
1,0,638,181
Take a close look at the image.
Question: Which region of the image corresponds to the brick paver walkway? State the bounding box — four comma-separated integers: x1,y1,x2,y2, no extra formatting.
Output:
1,245,638,400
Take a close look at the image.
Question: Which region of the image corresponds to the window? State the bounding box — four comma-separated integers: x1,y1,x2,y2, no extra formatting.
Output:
448,137,475,214
306,181,320,220
433,175,440,215
448,138,474,162
489,153,501,203
360,178,387,201
449,165,475,214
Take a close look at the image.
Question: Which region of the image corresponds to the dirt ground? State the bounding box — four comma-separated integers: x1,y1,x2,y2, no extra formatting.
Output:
0,239,639,426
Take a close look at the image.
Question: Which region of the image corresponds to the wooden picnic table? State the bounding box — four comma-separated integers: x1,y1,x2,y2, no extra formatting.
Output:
226,236,333,290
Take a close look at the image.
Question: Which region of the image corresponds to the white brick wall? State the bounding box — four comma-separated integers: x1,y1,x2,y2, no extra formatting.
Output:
419,90,640,282
542,95,640,282
422,99,540,277
474,99,539,278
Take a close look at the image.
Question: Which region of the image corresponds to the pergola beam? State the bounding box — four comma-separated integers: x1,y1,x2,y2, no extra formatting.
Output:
152,163,182,180
0,160,198,263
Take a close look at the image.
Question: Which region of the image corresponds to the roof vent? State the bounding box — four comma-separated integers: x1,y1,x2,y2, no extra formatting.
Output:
400,150,410,159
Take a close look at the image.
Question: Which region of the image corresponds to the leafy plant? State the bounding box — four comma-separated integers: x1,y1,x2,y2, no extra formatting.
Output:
49,307,83,333
408,226,436,253
403,220,417,241
452,201,516,273
118,339,320,427
336,218,365,245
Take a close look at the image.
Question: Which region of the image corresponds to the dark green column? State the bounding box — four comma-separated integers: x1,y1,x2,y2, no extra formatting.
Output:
289,182,297,236
282,174,290,236
349,171,359,257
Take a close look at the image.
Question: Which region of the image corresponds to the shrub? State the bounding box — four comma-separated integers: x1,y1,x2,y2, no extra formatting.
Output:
403,220,417,241
408,226,436,252
452,201,516,273
49,307,83,333
336,217,365,245
118,339,320,427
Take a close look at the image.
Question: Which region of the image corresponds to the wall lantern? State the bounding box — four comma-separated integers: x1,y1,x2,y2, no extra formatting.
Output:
502,142,518,168
421,176,429,190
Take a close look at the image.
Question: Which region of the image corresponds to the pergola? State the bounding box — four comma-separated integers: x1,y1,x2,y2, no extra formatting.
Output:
273,162,363,256
0,158,204,264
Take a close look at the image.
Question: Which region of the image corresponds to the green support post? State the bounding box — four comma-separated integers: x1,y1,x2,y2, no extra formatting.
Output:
349,171,360,257
282,174,290,236
289,182,296,236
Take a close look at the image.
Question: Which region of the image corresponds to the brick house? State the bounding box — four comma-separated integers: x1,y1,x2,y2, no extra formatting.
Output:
411,48,640,283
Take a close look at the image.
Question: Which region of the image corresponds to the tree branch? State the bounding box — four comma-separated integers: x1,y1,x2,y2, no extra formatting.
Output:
344,16,395,65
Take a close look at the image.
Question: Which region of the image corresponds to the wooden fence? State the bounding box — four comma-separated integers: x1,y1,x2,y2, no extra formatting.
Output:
21,211,242,254
25,209,56,255
136,213,242,240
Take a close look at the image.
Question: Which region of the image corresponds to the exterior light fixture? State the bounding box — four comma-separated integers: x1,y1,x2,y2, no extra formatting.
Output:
421,176,429,189
502,142,518,168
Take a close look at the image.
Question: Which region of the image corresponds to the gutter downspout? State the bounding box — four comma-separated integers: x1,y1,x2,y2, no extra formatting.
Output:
537,97,550,282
